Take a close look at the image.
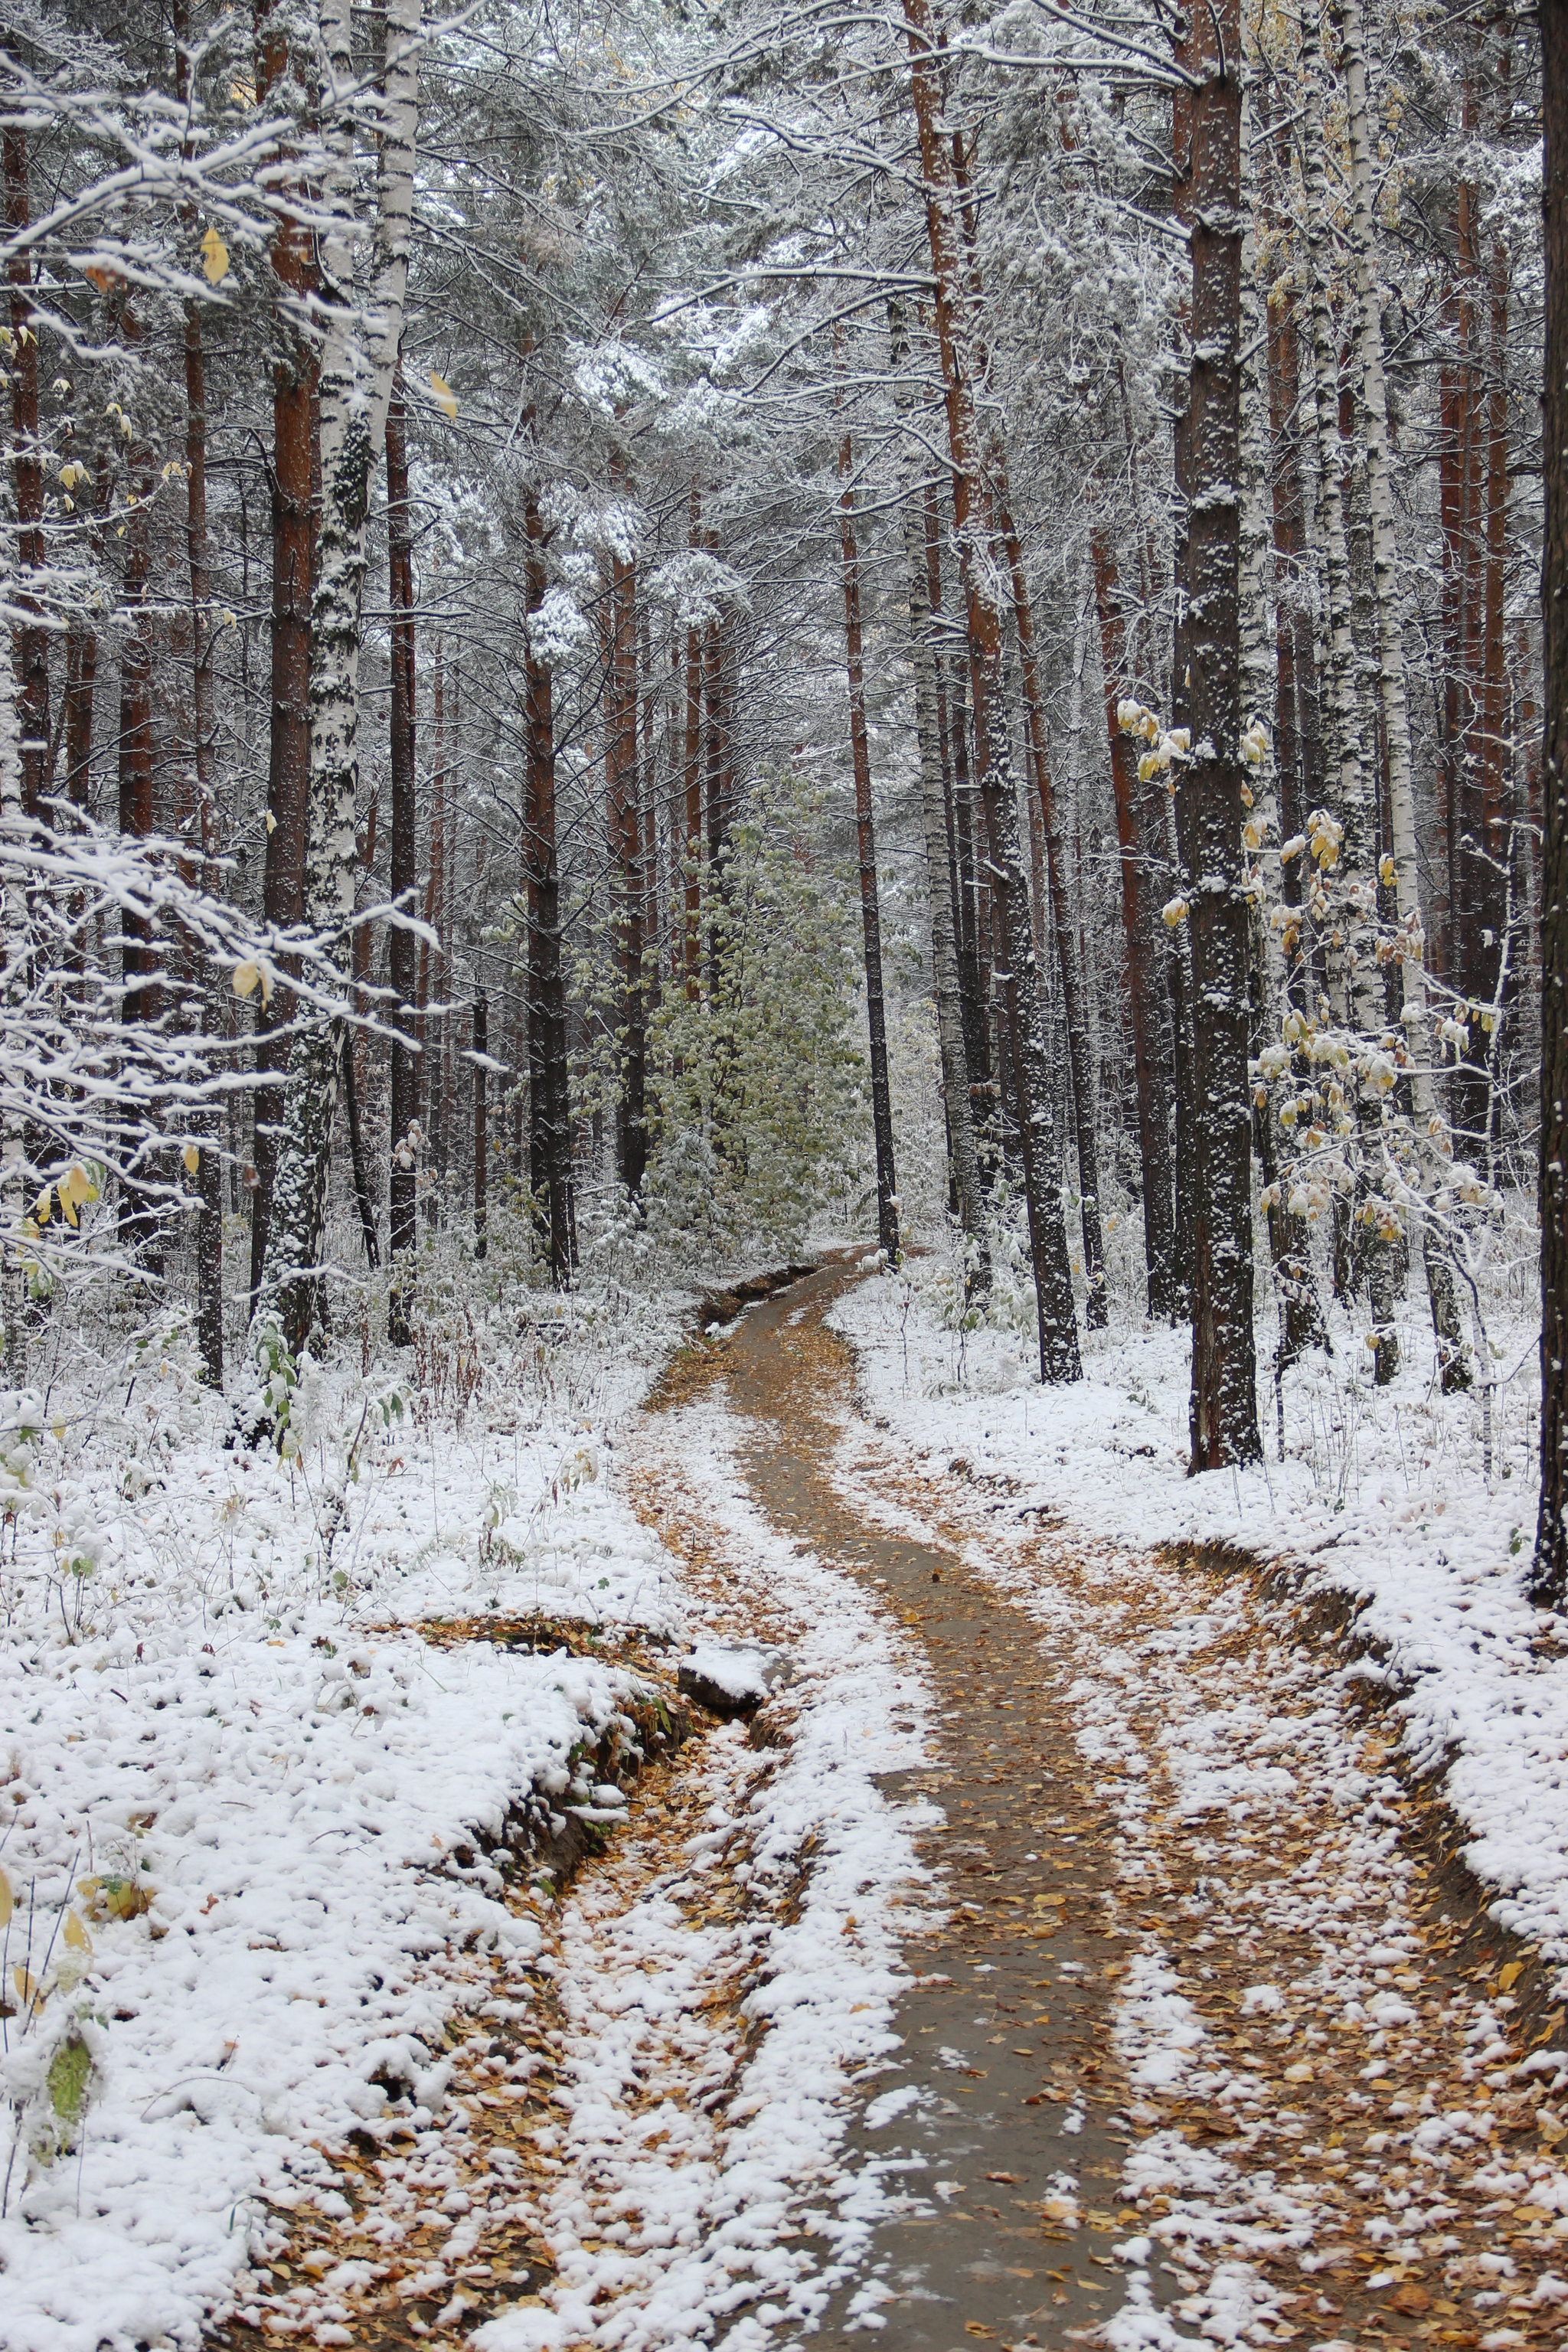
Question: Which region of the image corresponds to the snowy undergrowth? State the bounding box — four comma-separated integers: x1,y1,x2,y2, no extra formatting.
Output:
829,1237,1568,1988
0,1293,688,2352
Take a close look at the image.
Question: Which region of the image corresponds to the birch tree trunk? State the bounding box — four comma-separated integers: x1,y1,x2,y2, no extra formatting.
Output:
116,295,161,1276
1339,0,1469,1390
385,361,417,1342
4,55,47,826
1299,8,1362,838
175,0,224,1389
0,574,25,1373
250,0,420,1370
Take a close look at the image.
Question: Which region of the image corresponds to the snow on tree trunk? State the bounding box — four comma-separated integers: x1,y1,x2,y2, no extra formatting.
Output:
250,0,318,1310
524,485,576,1287
1182,0,1261,1469
385,361,417,1343
250,0,420,1378
1092,530,1178,1323
891,307,988,1294
0,626,24,1373
1536,0,1568,1604
902,0,1079,1385
4,57,47,828
1338,0,1469,1393
837,422,900,1265
1001,502,1106,1328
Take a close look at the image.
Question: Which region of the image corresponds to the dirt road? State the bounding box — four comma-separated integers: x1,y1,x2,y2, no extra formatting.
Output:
645,1259,1568,2350
231,1261,1568,2352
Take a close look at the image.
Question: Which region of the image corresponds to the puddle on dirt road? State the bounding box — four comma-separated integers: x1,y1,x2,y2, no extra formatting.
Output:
694,1261,1148,2347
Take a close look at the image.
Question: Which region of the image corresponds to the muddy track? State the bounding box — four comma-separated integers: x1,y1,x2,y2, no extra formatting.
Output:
655,1258,1568,2350
217,1262,1568,2352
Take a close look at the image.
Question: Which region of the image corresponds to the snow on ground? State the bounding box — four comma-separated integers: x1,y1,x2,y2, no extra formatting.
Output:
498,1388,940,2350
0,1295,684,2352
829,1249,1568,1988
824,1273,1568,2348
0,1278,940,2352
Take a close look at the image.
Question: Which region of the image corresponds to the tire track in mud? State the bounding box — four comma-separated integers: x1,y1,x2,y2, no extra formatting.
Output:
675,1259,1568,2350
213,1263,1568,2352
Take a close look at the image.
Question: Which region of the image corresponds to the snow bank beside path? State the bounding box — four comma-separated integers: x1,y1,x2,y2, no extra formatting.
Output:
0,1331,681,2352
829,1269,1568,1990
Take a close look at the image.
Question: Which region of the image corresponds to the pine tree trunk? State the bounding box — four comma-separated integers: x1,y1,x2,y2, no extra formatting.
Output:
1340,0,1470,1390
1003,504,1106,1325
902,0,1080,1383
1092,528,1178,1321
930,493,996,1178
386,362,418,1341
250,1,318,1308
472,993,488,1261
1182,0,1261,1468
1536,0,1568,1604
838,426,900,1262
608,531,647,1197
909,497,990,1288
250,0,420,1368
524,487,575,1285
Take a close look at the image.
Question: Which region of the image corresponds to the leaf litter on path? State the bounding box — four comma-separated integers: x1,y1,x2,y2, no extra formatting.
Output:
218,1257,1568,2352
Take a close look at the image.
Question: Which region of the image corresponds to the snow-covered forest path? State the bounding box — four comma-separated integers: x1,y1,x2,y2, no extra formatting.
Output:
243,1263,1568,2352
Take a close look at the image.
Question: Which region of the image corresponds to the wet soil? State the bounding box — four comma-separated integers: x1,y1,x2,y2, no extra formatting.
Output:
648,1256,1568,2352
681,1266,1143,2347
219,1257,1568,2352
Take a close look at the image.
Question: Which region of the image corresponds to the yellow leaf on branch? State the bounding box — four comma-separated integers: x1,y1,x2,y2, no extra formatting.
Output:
201,225,230,285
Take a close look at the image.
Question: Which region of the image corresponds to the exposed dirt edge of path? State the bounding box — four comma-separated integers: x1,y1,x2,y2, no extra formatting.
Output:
861,1395,1565,2056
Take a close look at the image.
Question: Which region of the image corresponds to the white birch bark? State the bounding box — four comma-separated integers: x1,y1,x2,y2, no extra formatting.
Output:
1299,7,1363,840
250,0,420,1376
0,652,26,1373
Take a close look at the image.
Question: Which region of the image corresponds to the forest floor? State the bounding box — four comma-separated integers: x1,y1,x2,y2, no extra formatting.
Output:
188,1256,1568,2352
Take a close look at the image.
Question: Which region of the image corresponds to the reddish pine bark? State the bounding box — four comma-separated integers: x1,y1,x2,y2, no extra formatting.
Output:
1537,0,1568,1604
